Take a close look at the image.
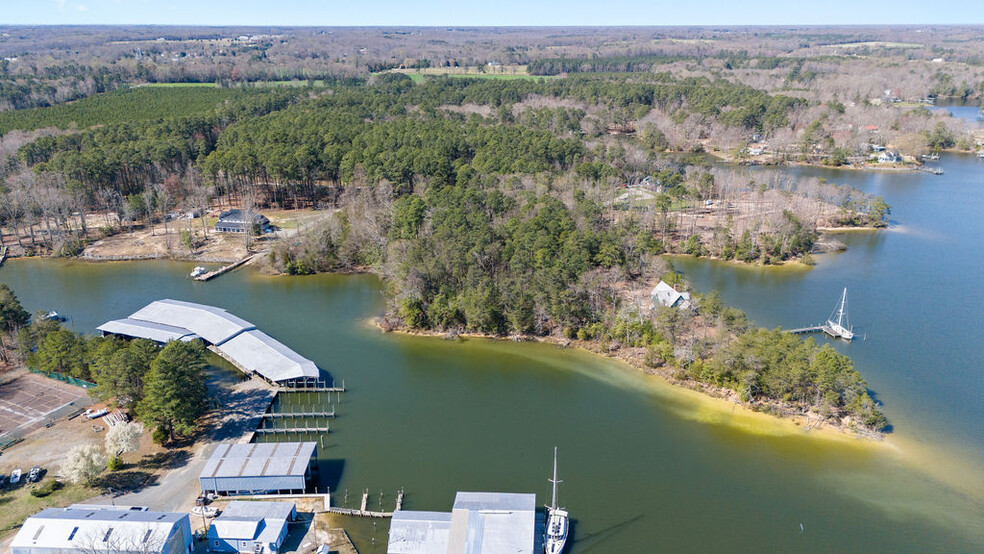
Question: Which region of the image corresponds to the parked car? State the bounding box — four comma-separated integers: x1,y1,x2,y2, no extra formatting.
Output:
0,474,6,488
191,506,219,517
28,466,42,483
10,468,22,484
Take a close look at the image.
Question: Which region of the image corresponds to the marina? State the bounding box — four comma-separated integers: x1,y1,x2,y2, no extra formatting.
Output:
3,152,984,552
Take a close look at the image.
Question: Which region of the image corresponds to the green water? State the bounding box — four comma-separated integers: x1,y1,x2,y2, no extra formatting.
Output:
3,157,984,552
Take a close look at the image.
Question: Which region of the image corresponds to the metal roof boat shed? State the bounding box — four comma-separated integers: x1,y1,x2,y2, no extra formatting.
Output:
387,492,537,554
199,442,317,495
10,504,193,554
207,501,296,554
97,299,320,383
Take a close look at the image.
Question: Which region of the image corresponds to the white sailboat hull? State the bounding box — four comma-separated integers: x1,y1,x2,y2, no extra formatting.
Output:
545,508,569,554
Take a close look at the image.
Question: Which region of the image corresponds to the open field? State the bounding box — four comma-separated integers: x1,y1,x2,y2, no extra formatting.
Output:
0,373,89,440
823,41,925,49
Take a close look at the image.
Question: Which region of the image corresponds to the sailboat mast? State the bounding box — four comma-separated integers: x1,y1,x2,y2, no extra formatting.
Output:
550,446,559,511
838,288,848,327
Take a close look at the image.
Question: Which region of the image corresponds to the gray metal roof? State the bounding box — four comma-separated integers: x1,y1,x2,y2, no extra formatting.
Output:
200,442,317,479
208,501,294,543
130,299,254,344
388,512,453,554
98,299,320,382
97,318,200,343
216,329,319,382
387,492,536,554
10,505,190,553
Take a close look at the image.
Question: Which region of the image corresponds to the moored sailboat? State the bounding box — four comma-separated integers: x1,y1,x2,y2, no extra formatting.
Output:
545,447,569,554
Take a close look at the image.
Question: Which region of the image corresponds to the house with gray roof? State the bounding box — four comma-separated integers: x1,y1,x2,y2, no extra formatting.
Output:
215,209,270,234
651,281,692,310
10,504,192,554
207,501,296,554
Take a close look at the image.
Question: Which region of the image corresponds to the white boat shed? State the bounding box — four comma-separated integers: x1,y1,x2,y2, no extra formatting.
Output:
199,442,318,495
387,492,538,554
10,504,192,554
98,299,320,383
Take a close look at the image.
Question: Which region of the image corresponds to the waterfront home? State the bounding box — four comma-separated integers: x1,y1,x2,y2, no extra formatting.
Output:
10,505,192,554
651,281,692,310
387,492,538,554
207,501,296,554
199,442,317,496
877,150,902,163
215,209,270,234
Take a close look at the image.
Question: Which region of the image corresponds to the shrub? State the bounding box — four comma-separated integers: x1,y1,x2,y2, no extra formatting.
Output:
30,479,63,498
107,456,124,471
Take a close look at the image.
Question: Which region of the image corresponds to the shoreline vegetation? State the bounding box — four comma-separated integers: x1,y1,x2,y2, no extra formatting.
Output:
375,320,883,440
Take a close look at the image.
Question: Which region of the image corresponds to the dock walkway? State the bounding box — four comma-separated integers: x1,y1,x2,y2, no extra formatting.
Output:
0,245,7,266
195,254,254,281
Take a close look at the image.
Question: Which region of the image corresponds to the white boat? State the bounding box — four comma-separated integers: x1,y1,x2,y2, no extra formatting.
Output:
544,447,569,554
190,266,207,278
43,311,63,321
823,287,854,341
10,468,22,484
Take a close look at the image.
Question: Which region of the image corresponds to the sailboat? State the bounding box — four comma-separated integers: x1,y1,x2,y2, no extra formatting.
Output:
823,287,854,341
544,447,569,554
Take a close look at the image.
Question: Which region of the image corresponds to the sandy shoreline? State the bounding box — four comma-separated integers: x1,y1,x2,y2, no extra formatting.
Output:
371,319,883,442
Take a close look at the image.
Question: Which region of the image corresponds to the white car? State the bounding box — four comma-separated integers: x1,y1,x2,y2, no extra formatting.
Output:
191,506,219,517
10,468,22,484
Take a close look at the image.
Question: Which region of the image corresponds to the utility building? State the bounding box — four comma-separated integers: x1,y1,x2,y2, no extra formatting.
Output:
98,299,320,383
199,442,317,496
207,501,296,554
387,492,538,554
10,505,192,554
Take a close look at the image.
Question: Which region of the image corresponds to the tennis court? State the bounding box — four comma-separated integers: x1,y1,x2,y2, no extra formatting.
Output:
0,373,89,439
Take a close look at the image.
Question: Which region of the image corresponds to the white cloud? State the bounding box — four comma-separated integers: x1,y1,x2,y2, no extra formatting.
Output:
77,3,89,11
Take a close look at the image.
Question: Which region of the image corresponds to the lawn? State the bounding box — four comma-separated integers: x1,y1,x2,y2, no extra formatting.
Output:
0,479,96,539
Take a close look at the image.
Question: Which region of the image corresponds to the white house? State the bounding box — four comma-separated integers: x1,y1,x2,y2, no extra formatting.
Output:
651,281,692,310
207,501,296,554
877,150,902,163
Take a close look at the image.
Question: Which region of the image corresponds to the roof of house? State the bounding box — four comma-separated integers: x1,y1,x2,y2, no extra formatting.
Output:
200,442,317,480
651,281,691,308
218,209,269,223
10,505,188,552
387,492,536,554
97,299,320,382
208,501,294,543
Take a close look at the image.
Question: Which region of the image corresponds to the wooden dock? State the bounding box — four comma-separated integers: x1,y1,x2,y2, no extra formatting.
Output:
324,488,404,519
195,254,254,281
279,379,345,393
0,245,7,266
263,410,335,419
253,425,330,434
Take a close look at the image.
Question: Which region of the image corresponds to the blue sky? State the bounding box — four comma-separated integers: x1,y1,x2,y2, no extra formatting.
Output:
4,0,983,26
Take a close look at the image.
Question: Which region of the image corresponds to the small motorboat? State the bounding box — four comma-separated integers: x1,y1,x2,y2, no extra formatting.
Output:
43,311,64,321
190,266,207,278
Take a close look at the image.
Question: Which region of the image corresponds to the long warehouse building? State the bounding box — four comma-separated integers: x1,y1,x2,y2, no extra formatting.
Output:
199,441,318,495
98,299,320,383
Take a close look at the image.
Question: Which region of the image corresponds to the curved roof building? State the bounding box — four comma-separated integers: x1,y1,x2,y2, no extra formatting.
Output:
98,299,320,383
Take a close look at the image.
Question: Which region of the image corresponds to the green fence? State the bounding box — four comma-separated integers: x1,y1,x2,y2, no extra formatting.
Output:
29,369,96,389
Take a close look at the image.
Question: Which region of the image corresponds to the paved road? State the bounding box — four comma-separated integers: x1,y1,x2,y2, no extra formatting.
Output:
87,376,275,512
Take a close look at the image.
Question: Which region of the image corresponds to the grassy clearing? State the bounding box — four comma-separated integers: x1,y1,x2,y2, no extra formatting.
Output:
0,479,96,538
824,41,924,49
138,82,219,88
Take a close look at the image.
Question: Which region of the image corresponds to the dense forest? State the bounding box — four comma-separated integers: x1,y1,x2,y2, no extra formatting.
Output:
0,40,907,434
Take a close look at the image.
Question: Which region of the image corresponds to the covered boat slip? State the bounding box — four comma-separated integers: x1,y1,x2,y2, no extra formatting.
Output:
97,299,320,383
199,441,318,495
